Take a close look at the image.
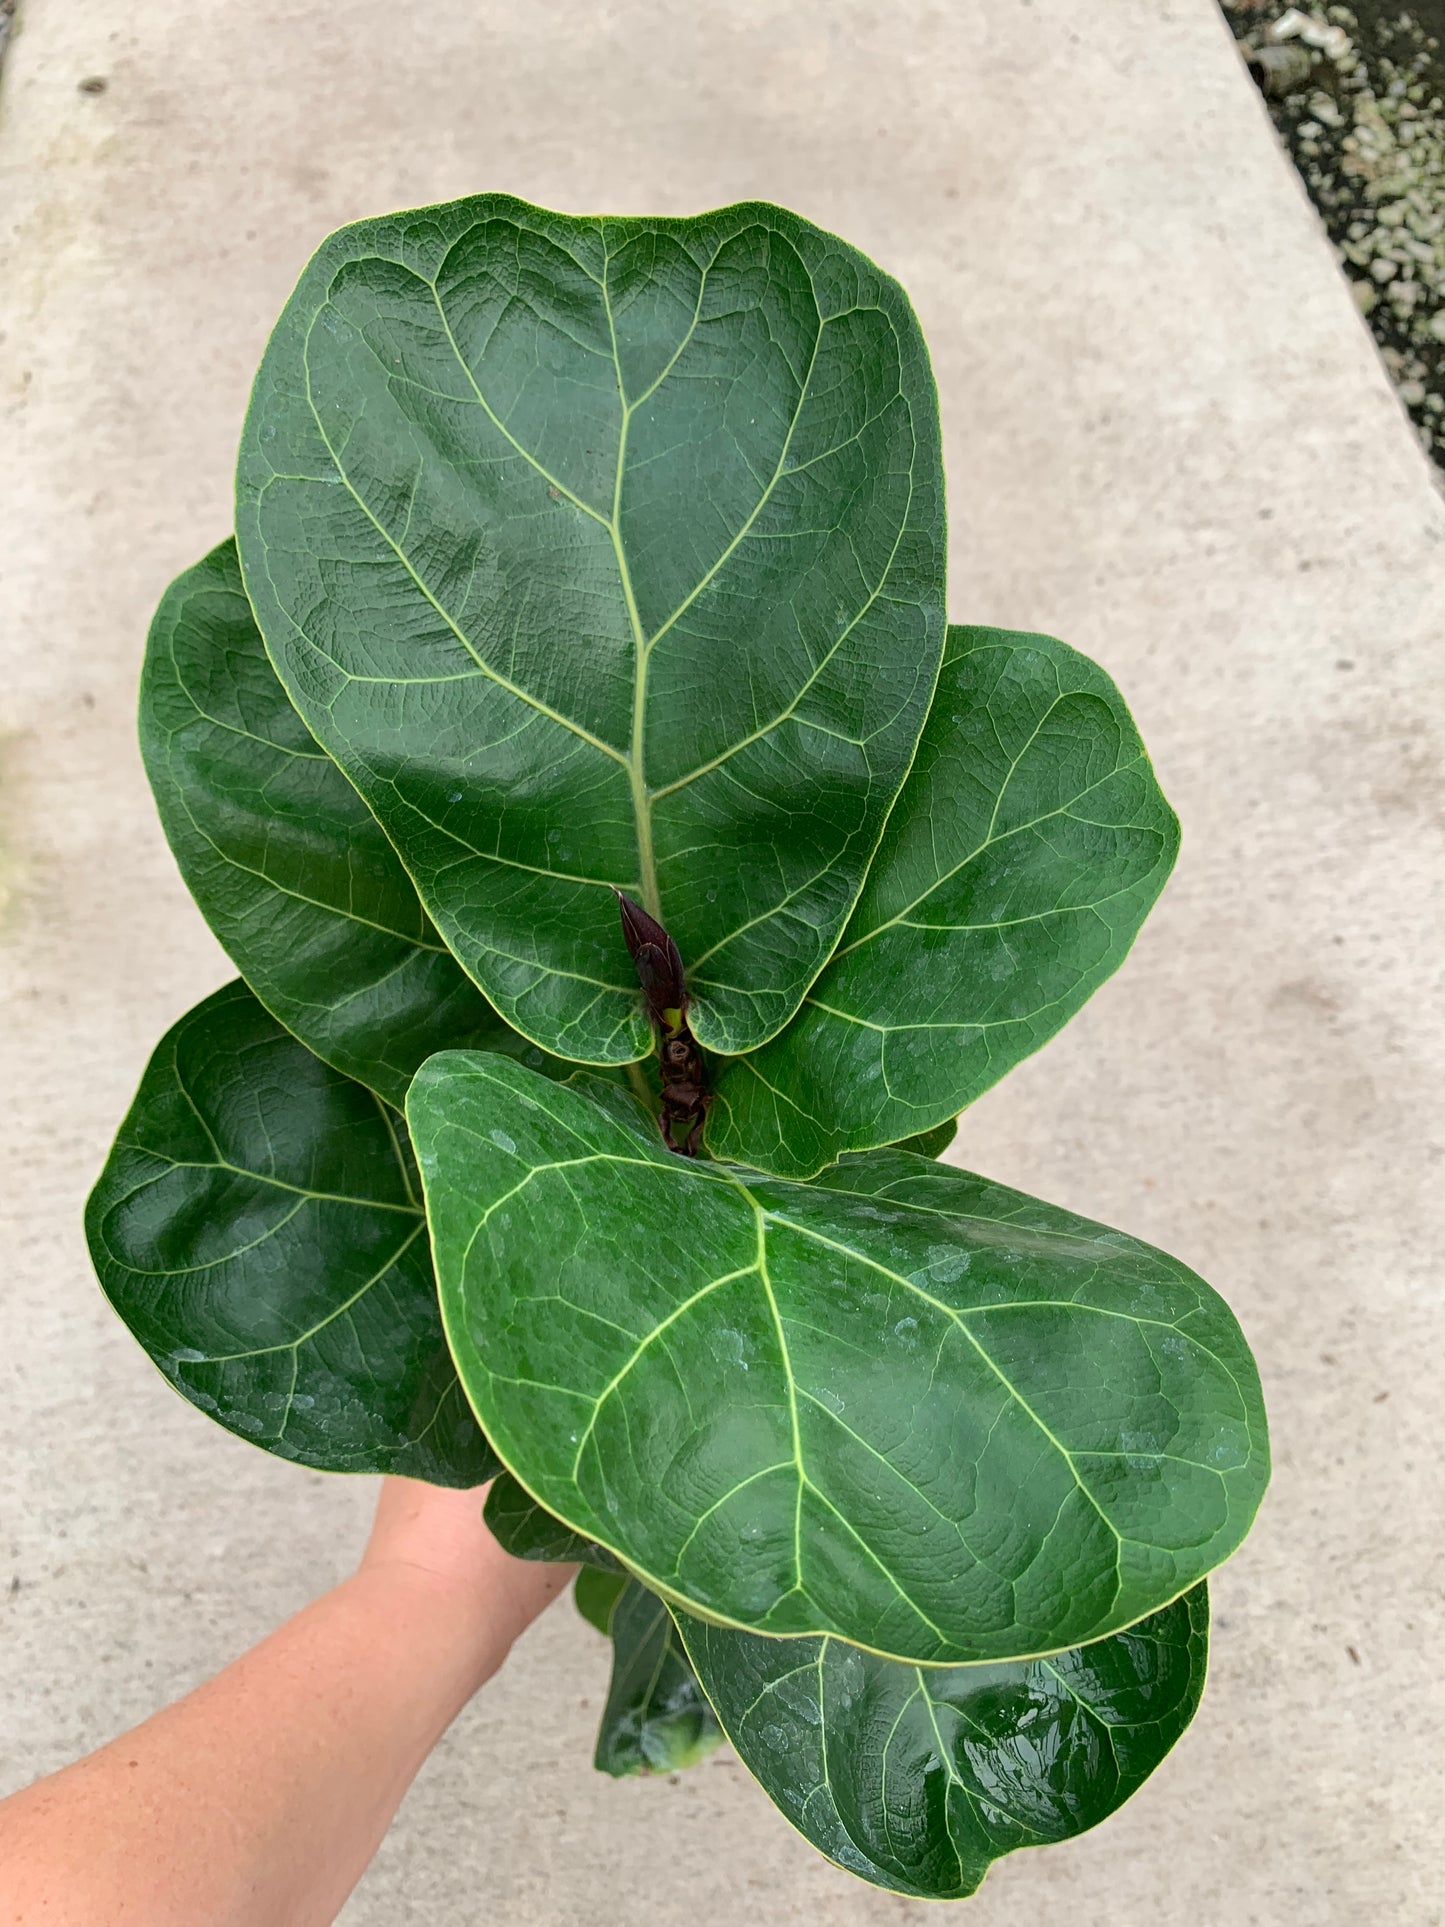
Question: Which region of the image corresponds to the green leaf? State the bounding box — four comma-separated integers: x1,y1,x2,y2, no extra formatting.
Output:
235,194,945,1065
484,1472,620,1571
707,626,1180,1176
86,980,495,1484
574,1566,628,1635
594,1579,724,1778
409,1053,1268,1663
890,1115,957,1158
139,537,567,1109
487,1482,720,1774
677,1584,1209,1899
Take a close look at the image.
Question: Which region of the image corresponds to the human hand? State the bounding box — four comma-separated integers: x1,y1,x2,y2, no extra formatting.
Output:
0,1476,576,1927
358,1476,575,1683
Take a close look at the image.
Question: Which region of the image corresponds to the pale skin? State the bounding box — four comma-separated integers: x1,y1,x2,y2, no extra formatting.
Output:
0,1479,575,1927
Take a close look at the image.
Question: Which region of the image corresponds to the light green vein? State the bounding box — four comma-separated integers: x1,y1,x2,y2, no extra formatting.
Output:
174,1222,428,1364
300,309,629,770
762,1211,1128,1563
827,753,1148,964
569,1263,758,1479
598,247,663,920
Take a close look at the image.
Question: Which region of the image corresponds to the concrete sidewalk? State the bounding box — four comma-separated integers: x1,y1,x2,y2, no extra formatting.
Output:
2,2,1441,1920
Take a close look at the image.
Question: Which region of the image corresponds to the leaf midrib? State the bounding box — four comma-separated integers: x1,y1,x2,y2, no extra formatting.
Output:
300,229,853,959
446,1077,1259,1654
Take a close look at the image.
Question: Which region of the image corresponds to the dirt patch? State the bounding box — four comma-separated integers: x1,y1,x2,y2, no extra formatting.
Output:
1222,3,1445,474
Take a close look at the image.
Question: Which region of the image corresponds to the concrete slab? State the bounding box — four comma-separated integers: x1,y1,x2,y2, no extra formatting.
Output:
1,1,1441,1921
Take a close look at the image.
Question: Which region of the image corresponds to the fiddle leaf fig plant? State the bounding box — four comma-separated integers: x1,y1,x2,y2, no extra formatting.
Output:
88,193,1268,1901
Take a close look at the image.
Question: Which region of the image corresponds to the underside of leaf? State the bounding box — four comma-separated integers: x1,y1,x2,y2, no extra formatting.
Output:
593,1579,725,1777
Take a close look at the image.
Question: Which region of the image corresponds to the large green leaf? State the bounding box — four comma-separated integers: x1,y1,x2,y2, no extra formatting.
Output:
409,1053,1267,1663
139,537,566,1109
593,1579,725,1778
491,1470,1202,1863
235,194,945,1065
86,981,495,1483
708,626,1180,1176
678,1585,1208,1899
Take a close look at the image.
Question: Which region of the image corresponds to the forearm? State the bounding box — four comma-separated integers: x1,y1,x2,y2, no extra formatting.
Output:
0,1483,572,1927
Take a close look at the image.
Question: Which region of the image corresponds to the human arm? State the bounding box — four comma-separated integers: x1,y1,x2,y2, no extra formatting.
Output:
0,1478,573,1927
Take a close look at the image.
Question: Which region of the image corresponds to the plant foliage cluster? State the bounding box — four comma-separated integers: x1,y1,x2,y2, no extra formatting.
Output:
88,196,1267,1899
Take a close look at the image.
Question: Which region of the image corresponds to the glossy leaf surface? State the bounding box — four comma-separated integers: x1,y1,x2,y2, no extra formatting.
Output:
709,627,1180,1176
678,1584,1208,1898
87,981,494,1483
595,1579,725,1777
410,1053,1267,1663
140,538,564,1109
236,194,945,1064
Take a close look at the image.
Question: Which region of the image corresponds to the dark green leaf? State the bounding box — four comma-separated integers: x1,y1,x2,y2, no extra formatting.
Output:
677,1584,1209,1898
235,194,945,1065
595,1579,724,1778
484,1472,621,1571
708,627,1180,1176
409,1053,1267,1663
139,537,567,1109
86,981,495,1483
889,1116,957,1158
574,1566,628,1635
